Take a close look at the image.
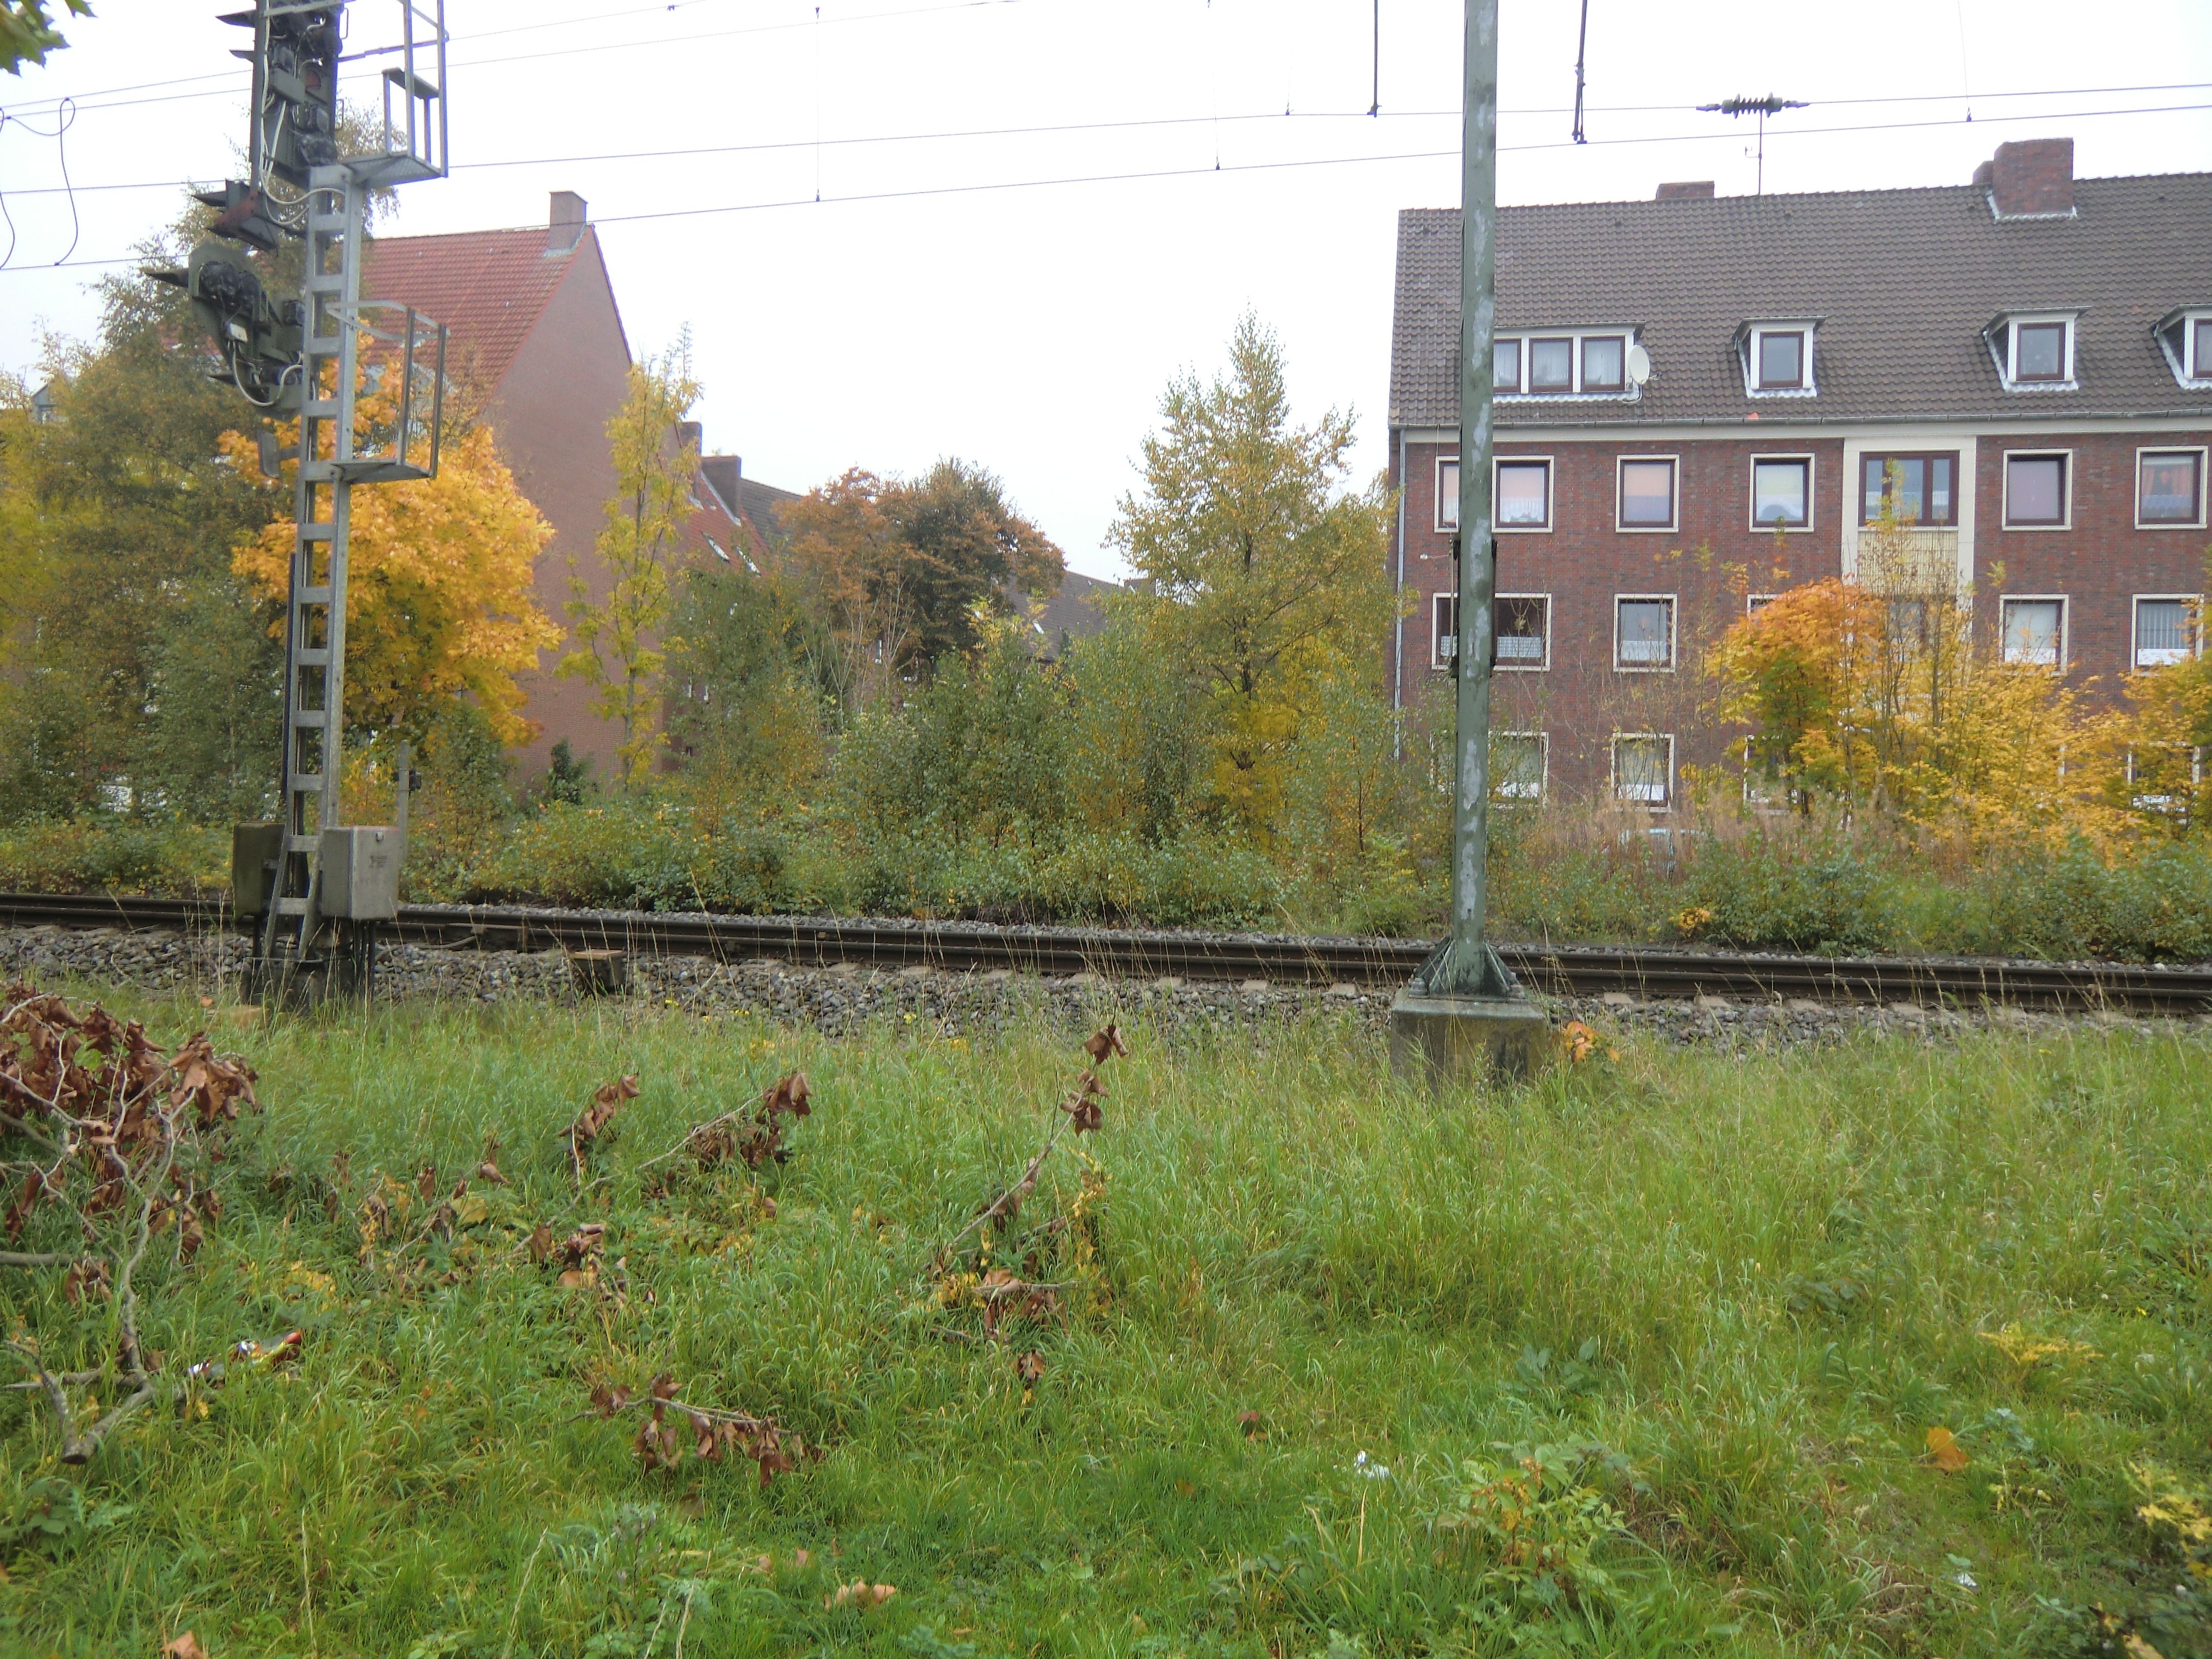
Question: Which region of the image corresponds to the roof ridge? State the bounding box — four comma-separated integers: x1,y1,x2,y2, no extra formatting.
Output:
368,222,557,244
1398,168,2212,218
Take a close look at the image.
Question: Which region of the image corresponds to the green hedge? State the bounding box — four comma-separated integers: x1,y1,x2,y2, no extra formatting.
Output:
0,820,228,896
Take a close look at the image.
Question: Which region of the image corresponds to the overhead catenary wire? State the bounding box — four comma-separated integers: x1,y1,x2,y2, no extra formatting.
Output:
5,92,2208,204
0,98,78,268
6,94,2208,275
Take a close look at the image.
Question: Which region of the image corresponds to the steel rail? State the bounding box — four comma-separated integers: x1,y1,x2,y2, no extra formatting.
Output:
5,891,2210,1013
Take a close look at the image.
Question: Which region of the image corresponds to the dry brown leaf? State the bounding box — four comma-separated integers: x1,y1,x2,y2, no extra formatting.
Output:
1926,1426,1969,1473
569,1075,641,1150
162,1633,208,1659
1082,1024,1129,1064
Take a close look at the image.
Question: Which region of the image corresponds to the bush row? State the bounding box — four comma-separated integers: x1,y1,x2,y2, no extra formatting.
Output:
5,809,2208,963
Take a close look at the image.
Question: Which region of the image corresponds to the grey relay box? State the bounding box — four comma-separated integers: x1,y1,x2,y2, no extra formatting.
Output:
317,825,406,920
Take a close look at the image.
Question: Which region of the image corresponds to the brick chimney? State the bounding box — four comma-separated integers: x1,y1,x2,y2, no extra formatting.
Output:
676,420,703,456
547,190,587,253
1655,180,1714,201
1974,139,2074,218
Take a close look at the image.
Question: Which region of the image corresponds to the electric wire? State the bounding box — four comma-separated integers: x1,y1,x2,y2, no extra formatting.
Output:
6,93,2206,276
0,98,77,268
6,92,2207,202
0,0,1038,117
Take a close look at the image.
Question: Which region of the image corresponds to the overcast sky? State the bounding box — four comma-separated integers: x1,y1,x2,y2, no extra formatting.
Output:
3,0,2208,576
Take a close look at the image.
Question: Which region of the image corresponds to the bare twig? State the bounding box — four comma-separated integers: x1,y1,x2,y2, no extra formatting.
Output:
975,1276,1076,1303
2,1368,100,1390
0,1249,76,1267
937,1111,1072,1270
631,1110,746,1176
0,1106,63,1155
4,1336,74,1443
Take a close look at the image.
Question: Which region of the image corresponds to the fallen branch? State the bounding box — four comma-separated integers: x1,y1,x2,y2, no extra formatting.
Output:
0,982,254,1464
933,1024,1124,1276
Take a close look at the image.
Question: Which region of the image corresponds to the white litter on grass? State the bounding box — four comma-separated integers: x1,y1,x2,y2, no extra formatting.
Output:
1353,1452,1390,1481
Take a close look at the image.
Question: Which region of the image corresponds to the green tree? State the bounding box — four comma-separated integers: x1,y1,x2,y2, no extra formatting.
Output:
1106,312,1396,835
2,0,91,74
558,334,702,788
665,562,822,809
880,460,1065,667
0,320,285,821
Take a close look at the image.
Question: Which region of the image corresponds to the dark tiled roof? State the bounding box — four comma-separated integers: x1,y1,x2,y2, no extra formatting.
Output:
698,455,801,558
1390,172,2212,430
362,224,594,393
1024,569,1124,658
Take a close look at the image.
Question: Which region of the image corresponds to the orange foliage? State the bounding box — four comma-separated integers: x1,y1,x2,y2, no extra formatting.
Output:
223,394,557,746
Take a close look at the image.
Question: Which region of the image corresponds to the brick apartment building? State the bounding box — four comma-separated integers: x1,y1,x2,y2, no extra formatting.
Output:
366,192,794,782
1387,139,2212,809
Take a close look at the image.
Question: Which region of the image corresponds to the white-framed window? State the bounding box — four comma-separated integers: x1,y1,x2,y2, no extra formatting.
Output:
2133,595,2202,668
1496,593,1550,670
2136,447,2207,528
1861,452,1959,526
1579,334,1628,393
1740,322,1818,396
1617,456,1678,532
1999,595,2068,669
1435,456,1460,531
1493,337,1522,395
1614,594,1676,671
1526,336,1575,394
2002,450,2071,529
1431,591,1458,670
1611,733,1674,810
1495,329,1643,399
2125,745,2202,818
1742,737,1795,812
1495,456,1552,531
1750,454,1813,529
1747,592,1780,615
1493,731,1548,803
1987,311,2079,391
2154,309,2212,386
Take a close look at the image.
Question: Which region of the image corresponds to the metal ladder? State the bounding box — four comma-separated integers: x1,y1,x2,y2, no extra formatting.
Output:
258,166,366,989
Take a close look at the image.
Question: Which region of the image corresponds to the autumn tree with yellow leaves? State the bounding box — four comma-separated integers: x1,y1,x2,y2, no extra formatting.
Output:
1708,505,2208,848
1106,313,1396,838
558,336,702,788
224,394,558,748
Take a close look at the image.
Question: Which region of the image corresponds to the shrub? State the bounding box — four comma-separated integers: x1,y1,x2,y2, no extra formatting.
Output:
1938,838,2212,963
1674,836,1902,955
0,819,227,896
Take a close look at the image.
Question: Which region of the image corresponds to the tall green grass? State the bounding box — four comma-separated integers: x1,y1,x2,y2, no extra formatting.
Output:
3,994,2206,1656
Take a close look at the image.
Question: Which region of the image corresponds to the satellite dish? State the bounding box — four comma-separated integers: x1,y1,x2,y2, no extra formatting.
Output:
1627,343,1653,386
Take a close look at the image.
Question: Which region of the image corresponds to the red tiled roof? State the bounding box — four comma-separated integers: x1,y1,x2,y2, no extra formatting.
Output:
361,225,582,394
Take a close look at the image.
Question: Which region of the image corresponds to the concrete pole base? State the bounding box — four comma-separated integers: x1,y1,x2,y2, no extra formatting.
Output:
1389,989,1551,1087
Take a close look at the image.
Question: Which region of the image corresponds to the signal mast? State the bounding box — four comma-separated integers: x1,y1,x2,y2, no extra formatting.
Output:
152,0,449,1006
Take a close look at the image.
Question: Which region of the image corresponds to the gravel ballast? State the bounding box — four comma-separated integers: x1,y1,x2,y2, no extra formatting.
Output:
7,922,2208,1052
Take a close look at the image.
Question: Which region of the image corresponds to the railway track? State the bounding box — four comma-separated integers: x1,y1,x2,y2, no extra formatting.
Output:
5,890,2210,1014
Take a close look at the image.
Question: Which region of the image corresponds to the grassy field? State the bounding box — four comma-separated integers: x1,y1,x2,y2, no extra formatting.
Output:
3,990,2208,1658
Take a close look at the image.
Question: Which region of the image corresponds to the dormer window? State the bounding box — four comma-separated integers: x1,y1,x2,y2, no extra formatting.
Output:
1580,335,1626,392
1759,332,1804,389
2015,323,2066,381
1495,329,1644,398
1988,311,2079,391
2154,309,2212,386
1529,338,1574,393
1739,322,1817,396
